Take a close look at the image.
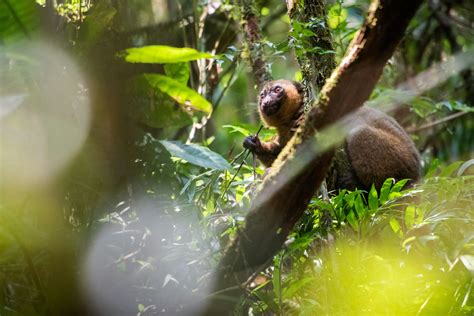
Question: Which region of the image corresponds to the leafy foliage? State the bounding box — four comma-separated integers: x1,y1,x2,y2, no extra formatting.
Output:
0,0,473,315
121,45,213,64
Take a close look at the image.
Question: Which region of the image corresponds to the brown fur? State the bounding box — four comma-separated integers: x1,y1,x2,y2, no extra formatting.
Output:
243,80,421,191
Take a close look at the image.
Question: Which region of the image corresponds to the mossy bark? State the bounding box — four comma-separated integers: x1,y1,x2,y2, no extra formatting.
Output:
287,0,336,110
202,0,424,314
240,0,272,89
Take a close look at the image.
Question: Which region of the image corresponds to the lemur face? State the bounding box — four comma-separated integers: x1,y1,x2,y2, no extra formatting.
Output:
258,83,286,116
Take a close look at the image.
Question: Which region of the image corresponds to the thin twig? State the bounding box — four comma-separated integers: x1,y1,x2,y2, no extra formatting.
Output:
407,111,470,133
221,125,263,200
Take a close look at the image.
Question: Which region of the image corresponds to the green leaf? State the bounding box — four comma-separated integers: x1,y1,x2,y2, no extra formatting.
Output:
282,277,313,299
164,63,190,84
129,75,192,128
425,159,440,178
160,141,231,170
143,74,212,114
0,0,39,43
389,218,403,237
346,210,359,231
122,45,212,64
379,178,393,205
391,179,409,193
439,161,463,177
405,206,416,228
354,194,366,219
273,255,282,301
222,124,252,136
327,5,348,29
368,184,378,212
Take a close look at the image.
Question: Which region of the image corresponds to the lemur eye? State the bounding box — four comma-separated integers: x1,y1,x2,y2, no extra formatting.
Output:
260,91,265,98
274,86,282,93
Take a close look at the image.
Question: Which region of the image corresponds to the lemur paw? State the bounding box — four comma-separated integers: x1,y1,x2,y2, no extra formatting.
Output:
243,135,261,152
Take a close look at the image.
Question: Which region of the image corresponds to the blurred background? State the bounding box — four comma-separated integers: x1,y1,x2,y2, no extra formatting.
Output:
0,0,473,315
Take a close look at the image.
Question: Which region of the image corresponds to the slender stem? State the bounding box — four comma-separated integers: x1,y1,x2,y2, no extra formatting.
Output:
407,111,469,133
220,125,263,200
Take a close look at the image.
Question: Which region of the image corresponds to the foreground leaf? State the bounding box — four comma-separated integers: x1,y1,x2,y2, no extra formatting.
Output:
160,141,231,170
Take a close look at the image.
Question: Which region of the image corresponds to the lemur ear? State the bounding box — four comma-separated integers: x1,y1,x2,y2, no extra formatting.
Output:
292,81,304,94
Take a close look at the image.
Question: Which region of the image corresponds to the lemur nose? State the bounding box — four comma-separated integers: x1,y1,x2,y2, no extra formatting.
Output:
262,96,272,106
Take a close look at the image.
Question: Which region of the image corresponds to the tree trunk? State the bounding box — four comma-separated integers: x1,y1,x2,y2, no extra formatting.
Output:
287,0,336,107
202,0,424,314
240,0,272,89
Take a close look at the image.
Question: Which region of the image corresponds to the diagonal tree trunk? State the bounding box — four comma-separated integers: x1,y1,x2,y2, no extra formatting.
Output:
203,0,424,314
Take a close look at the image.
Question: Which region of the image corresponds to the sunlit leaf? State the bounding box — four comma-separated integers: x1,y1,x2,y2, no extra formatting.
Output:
222,124,252,136
391,179,409,193
379,178,393,205
368,184,378,212
160,141,231,170
122,45,212,64
143,74,212,114
327,5,348,29
389,218,402,237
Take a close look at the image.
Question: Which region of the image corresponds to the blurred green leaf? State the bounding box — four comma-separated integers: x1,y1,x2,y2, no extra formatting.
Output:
143,74,212,114
78,0,117,52
458,159,474,176
222,124,252,136
129,75,193,128
439,161,463,177
425,159,440,178
0,0,39,43
389,218,403,237
405,206,416,228
160,141,231,170
327,5,348,29
122,45,212,64
459,255,474,273
164,63,190,84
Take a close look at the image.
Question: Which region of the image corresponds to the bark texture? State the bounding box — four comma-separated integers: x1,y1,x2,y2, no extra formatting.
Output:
287,0,336,107
203,0,424,314
240,0,272,89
